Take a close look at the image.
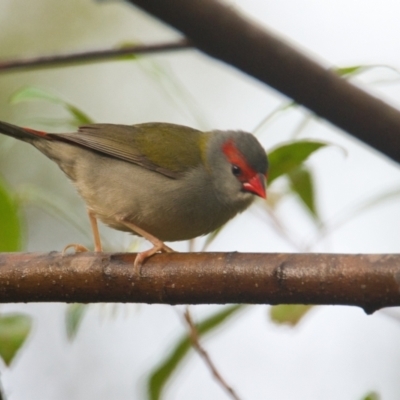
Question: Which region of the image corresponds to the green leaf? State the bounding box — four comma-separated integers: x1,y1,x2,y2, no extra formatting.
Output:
65,104,93,125
10,86,94,126
361,391,380,400
334,65,366,77
116,42,139,61
66,303,88,341
268,140,328,184
270,305,312,326
333,64,400,80
288,166,318,220
148,305,244,400
10,86,64,104
0,178,22,251
0,313,32,366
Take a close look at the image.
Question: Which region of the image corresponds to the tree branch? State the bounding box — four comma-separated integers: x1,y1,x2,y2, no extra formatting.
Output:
127,0,400,165
3,2,400,164
1,252,399,313
0,40,190,72
183,307,241,400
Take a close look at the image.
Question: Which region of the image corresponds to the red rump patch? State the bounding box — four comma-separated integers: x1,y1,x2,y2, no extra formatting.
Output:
23,127,49,138
222,139,257,182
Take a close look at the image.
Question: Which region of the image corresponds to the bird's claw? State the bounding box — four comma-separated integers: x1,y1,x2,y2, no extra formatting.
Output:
134,243,175,275
62,243,90,255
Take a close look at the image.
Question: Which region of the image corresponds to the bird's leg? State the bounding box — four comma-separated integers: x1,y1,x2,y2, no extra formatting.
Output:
115,214,175,274
88,209,103,251
63,209,102,254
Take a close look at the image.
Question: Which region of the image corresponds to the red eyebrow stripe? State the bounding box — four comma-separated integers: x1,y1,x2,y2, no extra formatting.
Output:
222,139,257,180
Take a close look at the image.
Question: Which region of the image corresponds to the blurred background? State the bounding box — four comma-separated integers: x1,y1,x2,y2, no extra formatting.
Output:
1,0,400,399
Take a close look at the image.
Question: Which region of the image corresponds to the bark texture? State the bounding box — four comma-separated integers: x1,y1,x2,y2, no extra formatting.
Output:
1,252,399,313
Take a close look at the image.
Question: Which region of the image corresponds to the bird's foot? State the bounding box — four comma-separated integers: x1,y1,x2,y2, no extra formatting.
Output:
134,242,175,275
62,211,104,256
116,214,175,275
62,243,90,255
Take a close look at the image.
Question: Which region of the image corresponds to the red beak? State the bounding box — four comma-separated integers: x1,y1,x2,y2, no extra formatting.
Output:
242,173,267,199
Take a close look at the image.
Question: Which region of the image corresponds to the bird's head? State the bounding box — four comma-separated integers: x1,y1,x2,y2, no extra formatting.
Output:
205,130,268,206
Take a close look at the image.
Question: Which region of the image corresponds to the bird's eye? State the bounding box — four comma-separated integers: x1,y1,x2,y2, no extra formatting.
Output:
231,165,242,176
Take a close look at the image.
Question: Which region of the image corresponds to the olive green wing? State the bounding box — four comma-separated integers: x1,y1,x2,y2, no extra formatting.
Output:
52,123,205,179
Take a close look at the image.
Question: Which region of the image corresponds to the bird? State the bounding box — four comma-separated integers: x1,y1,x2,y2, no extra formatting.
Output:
0,121,268,272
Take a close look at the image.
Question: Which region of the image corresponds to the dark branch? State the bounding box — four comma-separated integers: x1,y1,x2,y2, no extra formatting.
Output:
0,40,190,72
127,0,400,165
1,252,399,313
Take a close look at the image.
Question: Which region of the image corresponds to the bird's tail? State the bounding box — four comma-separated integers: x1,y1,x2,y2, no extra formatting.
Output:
0,120,48,143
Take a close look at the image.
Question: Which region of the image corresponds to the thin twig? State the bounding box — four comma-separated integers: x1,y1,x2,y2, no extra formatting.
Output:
183,307,242,400
0,40,191,72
